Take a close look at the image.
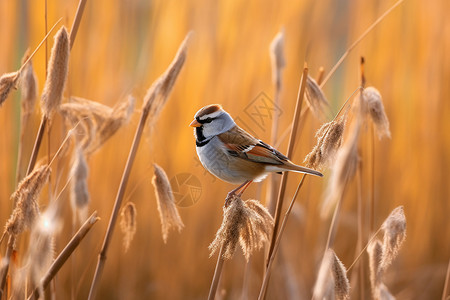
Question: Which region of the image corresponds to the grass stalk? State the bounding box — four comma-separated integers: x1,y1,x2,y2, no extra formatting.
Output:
319,0,405,88
69,0,88,50
266,63,309,267
27,211,99,300
259,174,306,300
356,164,365,299
0,235,15,298
442,258,450,300
87,109,149,300
208,245,225,300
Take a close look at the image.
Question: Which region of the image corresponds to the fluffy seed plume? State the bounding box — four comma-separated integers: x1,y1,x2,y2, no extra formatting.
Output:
209,196,274,261
304,114,347,170
41,26,70,119
363,87,391,139
368,239,383,298
20,51,38,120
321,121,360,217
120,202,137,253
5,165,51,236
305,75,329,120
70,147,90,224
0,71,19,106
269,29,286,91
331,250,350,300
60,96,135,155
380,206,406,271
152,164,184,243
313,249,350,300
143,32,191,127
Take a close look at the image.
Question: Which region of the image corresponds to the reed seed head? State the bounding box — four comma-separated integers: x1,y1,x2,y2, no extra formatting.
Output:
0,71,19,106
5,165,51,236
331,250,350,300
305,75,329,120
381,206,406,271
269,29,286,91
368,239,383,299
70,147,90,224
143,32,191,127
120,202,137,253
321,121,360,217
152,163,184,243
41,26,70,119
209,196,274,261
363,87,391,139
304,114,347,170
20,51,38,119
313,249,335,300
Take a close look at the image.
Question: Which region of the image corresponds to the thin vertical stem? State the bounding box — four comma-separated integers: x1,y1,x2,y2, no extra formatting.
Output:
208,245,225,300
266,64,309,267
88,110,149,300
26,116,47,175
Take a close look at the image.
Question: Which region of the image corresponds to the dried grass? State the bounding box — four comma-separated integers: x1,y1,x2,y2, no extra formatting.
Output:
41,26,70,120
362,87,391,139
209,196,273,261
120,202,137,253
152,164,184,243
69,147,90,224
20,51,38,120
0,71,19,106
269,29,286,91
5,166,51,236
305,75,329,120
380,206,406,271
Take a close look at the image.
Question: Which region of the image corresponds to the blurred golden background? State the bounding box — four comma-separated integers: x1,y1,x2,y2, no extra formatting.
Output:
0,0,449,299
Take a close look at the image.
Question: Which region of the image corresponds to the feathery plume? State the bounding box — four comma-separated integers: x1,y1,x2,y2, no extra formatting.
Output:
0,71,19,106
304,114,347,169
321,121,360,217
368,239,383,299
70,147,90,224
143,33,191,127
90,95,135,154
269,29,286,91
209,196,274,260
41,26,70,119
5,165,51,236
380,206,406,271
60,96,135,154
330,250,350,300
120,202,137,253
152,164,184,243
20,51,38,119
305,75,329,120
362,87,391,139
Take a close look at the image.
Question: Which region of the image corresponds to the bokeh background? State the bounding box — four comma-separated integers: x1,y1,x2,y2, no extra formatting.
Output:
0,0,449,299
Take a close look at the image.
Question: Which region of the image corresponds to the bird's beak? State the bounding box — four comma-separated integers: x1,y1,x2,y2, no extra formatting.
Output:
190,119,201,127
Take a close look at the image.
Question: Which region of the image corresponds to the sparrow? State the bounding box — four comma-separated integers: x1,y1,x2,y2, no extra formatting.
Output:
190,104,323,200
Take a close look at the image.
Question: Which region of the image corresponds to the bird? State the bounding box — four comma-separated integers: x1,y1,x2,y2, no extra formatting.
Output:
190,104,323,203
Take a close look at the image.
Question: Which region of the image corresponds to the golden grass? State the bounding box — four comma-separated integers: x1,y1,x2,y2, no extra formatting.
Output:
0,0,448,299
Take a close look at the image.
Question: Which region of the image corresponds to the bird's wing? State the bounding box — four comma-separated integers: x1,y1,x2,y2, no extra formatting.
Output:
217,126,288,165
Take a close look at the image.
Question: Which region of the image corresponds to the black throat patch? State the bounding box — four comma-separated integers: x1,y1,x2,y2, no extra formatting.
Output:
195,126,211,147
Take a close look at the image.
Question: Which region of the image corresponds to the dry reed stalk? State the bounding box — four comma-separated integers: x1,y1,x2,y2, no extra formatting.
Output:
88,33,190,300
362,87,391,139
442,258,450,300
258,174,306,300
319,0,405,88
368,240,383,299
305,75,329,120
40,26,69,120
152,164,184,243
27,211,99,300
266,63,309,267
380,206,406,271
70,147,90,224
120,202,137,253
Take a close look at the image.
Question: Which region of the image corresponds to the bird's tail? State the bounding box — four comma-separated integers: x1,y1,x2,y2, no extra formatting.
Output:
281,161,324,177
